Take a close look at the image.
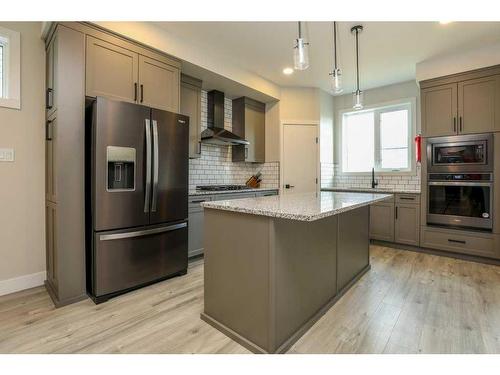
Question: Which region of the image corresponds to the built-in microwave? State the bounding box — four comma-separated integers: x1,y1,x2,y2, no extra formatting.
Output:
427,133,493,173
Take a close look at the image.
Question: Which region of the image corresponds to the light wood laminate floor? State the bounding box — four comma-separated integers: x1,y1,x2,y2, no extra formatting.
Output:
1,245,499,354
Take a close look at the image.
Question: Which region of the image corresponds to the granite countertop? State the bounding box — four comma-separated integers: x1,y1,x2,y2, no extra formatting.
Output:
201,191,393,222
189,187,279,196
322,187,421,194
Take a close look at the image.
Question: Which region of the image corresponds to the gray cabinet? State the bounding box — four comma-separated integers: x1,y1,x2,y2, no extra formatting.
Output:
139,55,180,112
188,190,278,258
369,201,395,242
232,97,266,163
181,74,202,159
44,24,87,307
421,84,457,137
86,35,180,111
420,67,500,136
45,33,57,117
86,36,139,103
370,193,420,246
395,203,420,246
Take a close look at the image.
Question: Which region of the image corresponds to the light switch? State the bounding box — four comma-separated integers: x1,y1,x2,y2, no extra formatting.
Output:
0,148,15,162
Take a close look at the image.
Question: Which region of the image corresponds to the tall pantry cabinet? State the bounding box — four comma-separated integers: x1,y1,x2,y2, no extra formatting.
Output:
44,24,86,306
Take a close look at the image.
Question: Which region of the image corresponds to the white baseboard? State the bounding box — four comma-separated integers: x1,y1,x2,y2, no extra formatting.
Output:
0,271,46,297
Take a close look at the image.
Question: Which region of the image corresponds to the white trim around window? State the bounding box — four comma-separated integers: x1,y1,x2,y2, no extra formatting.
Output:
338,97,417,176
0,26,21,110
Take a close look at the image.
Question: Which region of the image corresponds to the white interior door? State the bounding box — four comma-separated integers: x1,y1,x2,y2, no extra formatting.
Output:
282,123,319,194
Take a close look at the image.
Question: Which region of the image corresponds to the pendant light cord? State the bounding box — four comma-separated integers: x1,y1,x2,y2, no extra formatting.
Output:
355,28,360,91
333,22,337,69
298,21,302,39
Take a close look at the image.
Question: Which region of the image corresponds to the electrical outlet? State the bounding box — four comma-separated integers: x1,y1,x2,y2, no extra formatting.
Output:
0,148,15,162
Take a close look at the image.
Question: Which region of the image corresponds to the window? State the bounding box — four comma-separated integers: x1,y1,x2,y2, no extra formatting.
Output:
0,26,20,109
341,100,414,174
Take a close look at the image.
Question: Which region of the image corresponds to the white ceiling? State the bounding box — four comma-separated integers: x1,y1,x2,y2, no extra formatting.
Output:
155,21,500,94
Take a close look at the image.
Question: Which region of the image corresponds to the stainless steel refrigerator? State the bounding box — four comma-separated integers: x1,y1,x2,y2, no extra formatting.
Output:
86,97,189,303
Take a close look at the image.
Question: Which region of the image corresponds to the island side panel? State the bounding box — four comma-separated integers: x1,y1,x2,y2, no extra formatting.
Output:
272,215,338,351
202,208,272,352
337,205,370,292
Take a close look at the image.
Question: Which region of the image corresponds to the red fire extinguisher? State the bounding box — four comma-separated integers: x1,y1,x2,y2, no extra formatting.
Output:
415,134,422,164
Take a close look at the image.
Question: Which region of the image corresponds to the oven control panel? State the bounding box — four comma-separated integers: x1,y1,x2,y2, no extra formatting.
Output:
428,173,493,182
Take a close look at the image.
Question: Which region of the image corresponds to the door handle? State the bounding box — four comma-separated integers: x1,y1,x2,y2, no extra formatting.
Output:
134,83,138,102
46,120,53,141
285,184,295,189
448,238,466,245
395,206,398,220
459,116,463,133
144,119,152,213
140,84,144,103
453,117,456,133
151,120,159,212
99,222,187,241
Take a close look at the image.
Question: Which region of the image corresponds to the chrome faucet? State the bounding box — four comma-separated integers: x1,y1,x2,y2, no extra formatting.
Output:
371,167,379,189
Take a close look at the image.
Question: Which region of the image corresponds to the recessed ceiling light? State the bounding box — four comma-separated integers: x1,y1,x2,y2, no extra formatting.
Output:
439,21,453,25
283,67,294,75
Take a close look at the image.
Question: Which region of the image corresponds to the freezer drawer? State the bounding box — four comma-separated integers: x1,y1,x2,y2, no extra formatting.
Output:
93,222,188,298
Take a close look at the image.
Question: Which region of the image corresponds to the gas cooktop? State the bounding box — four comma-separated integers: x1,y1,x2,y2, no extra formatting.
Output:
196,184,251,192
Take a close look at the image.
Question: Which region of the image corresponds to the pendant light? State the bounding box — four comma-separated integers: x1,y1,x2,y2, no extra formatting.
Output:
293,21,309,70
329,22,343,94
351,25,364,110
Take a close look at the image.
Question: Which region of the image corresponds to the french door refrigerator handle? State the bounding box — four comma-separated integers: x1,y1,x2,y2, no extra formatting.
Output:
151,120,159,212
99,222,187,241
144,119,152,213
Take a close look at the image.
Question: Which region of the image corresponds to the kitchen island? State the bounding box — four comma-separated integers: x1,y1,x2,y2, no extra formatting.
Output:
200,191,392,353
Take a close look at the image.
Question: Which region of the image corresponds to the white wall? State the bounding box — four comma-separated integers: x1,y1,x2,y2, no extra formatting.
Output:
0,22,46,291
416,40,500,82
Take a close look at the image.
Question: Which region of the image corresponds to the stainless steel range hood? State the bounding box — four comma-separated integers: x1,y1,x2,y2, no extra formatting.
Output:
201,90,249,146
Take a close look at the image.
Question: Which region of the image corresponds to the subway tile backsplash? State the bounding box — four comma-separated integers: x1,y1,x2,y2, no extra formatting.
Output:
188,90,280,191
321,163,421,191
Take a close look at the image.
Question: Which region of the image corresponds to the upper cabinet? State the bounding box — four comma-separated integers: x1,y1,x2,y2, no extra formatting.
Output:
181,74,202,159
139,55,180,112
421,84,457,137
421,66,500,137
86,36,139,103
232,97,266,163
86,35,180,112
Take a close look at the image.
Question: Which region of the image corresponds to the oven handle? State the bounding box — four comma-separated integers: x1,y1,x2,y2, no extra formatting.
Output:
428,181,492,187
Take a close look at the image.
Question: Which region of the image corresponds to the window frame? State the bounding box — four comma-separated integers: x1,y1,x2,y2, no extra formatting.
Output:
339,97,417,176
0,26,21,110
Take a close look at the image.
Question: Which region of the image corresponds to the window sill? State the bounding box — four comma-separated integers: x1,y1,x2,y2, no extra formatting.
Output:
338,170,417,177
0,97,21,110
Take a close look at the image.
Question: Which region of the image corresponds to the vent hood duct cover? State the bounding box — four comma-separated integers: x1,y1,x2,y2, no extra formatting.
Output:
201,90,249,146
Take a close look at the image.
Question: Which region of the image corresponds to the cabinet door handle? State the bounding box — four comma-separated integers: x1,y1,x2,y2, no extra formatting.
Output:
245,147,248,159
46,120,53,141
459,116,463,133
134,83,138,102
395,206,398,220
46,88,53,109
448,239,466,244
191,199,206,204
140,84,144,103
399,197,415,201
453,117,457,133
197,142,201,155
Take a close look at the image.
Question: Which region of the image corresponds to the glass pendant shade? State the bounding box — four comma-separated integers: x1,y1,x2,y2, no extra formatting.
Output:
293,38,309,70
331,68,343,94
353,90,364,110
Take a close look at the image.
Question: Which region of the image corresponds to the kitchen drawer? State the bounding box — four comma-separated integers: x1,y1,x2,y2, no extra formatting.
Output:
396,193,420,205
255,190,278,197
212,192,256,201
420,226,499,259
189,196,212,211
